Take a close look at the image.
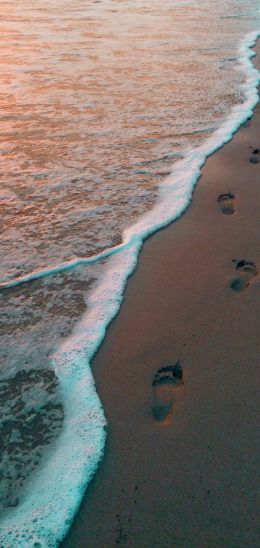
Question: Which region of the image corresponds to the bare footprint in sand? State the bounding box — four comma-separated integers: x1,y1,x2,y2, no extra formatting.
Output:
249,147,260,164
230,260,258,292
217,192,235,215
152,362,183,422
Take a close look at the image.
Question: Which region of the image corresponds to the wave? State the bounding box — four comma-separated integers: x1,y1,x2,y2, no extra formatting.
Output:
0,29,259,548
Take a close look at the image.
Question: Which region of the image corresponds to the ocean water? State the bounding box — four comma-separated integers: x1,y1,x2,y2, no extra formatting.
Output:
0,0,259,545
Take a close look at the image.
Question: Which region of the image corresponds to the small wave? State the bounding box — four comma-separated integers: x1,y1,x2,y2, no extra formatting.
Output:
0,29,259,548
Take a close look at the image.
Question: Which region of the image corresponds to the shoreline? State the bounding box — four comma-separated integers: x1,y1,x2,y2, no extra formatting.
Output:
1,33,259,293
62,43,260,547
2,32,259,548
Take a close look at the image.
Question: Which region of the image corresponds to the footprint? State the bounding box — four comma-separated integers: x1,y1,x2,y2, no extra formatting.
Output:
230,260,258,292
249,147,260,164
217,192,235,215
152,362,183,422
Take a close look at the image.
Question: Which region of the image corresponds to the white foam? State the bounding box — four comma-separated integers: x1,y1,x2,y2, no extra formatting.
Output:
0,30,259,548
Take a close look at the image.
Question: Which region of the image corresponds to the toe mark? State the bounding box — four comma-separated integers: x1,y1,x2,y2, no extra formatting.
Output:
217,192,235,202
153,362,183,386
236,260,257,274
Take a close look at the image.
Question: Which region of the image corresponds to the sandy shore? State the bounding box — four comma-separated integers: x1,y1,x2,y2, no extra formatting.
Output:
62,46,260,547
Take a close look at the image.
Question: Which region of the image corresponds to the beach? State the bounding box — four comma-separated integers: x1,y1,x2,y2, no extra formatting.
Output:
0,3,260,545
62,44,260,548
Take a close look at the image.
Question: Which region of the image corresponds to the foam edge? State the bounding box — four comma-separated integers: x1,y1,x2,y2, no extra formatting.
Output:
0,30,259,548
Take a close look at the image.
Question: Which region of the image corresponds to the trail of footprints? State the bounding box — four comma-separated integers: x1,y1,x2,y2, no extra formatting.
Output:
218,144,259,293
152,143,259,422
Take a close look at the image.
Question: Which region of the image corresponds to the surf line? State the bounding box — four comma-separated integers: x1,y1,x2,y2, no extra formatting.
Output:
1,30,259,294
0,238,137,290
0,29,259,548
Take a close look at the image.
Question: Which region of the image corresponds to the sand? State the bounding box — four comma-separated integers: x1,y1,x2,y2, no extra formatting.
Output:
62,46,260,547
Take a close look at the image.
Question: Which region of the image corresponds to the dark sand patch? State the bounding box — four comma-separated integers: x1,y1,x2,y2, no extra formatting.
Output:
0,369,64,512
250,155,260,163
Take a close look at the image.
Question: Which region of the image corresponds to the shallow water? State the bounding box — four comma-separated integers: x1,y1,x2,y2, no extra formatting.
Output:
0,0,259,546
1,0,259,280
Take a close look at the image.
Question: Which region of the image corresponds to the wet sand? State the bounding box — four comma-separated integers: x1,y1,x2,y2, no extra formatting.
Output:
62,46,260,547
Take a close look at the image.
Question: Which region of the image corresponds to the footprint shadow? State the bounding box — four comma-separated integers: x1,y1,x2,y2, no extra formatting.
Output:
217,192,235,215
152,362,183,422
230,260,258,293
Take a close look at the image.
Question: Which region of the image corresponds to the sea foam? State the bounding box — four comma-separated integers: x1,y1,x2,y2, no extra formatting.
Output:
0,30,259,548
